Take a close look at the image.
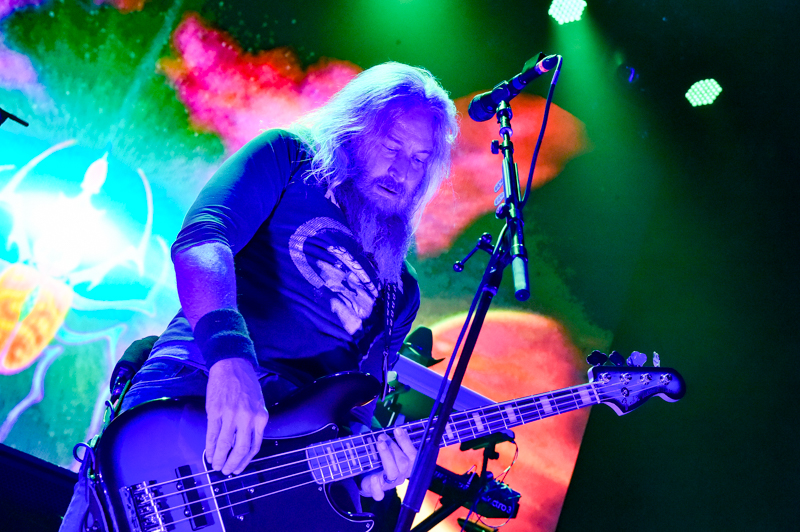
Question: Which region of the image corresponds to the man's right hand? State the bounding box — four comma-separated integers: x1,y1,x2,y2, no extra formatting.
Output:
205,357,268,475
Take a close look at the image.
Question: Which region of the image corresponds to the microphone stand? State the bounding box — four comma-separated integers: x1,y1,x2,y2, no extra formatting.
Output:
0,107,29,128
395,98,530,532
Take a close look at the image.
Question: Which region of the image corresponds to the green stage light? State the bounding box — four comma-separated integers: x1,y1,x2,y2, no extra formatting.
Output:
685,79,723,106
549,0,587,25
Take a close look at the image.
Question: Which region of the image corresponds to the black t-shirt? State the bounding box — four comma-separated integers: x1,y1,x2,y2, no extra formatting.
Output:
150,129,420,385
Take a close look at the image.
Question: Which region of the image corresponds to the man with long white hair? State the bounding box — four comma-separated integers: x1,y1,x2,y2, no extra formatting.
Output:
123,62,458,510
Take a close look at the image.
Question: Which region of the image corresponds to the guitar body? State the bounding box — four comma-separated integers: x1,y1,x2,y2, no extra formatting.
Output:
95,372,382,532
92,357,686,532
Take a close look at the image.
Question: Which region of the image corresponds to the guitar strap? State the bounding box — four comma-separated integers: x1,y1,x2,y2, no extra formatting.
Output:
59,423,117,532
381,281,398,401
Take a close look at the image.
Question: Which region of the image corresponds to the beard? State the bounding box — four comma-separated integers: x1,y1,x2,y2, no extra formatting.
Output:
334,177,414,287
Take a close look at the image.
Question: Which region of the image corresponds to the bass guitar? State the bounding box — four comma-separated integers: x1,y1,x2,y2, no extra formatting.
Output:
94,354,685,532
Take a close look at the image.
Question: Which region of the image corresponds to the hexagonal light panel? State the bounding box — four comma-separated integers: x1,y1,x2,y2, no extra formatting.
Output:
686,79,723,107
549,0,588,25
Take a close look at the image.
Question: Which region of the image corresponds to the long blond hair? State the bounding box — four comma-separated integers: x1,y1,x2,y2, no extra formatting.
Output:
289,62,459,226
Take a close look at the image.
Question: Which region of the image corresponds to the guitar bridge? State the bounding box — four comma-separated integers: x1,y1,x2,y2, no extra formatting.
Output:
120,481,174,532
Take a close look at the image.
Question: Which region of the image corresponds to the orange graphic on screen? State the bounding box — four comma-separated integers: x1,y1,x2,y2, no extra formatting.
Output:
0,263,73,374
411,310,591,532
0,141,169,448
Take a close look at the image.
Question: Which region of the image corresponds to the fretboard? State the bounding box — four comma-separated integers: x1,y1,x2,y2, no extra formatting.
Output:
305,381,600,484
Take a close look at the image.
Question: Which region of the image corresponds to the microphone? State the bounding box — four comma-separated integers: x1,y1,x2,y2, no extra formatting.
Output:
468,54,559,122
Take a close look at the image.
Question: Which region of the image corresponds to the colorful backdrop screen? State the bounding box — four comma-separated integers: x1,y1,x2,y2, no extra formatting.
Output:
0,2,610,530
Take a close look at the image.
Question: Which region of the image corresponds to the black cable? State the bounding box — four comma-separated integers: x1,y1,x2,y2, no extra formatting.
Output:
521,56,562,208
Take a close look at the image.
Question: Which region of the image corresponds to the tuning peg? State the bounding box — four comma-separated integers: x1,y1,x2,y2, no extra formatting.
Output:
653,352,661,367
626,351,647,367
586,350,608,366
608,351,625,366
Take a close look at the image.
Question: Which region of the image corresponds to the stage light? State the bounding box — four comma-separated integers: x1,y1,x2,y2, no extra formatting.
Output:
549,0,587,25
685,79,722,107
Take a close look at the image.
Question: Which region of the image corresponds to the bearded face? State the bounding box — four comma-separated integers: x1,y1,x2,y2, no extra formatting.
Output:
354,106,435,216
335,106,436,285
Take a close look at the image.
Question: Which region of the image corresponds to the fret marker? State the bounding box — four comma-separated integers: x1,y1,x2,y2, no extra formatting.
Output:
472,413,485,433
326,446,338,472
579,388,591,405
445,423,455,441
504,405,518,424
345,442,358,467
365,437,378,466
539,397,553,414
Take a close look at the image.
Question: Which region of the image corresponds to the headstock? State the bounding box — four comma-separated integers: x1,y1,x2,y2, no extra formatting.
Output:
586,351,686,415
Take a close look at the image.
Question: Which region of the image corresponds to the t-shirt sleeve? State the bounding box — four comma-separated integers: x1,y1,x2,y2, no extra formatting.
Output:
171,129,310,258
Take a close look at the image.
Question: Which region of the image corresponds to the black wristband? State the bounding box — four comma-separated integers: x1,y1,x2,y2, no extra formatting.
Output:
193,308,258,370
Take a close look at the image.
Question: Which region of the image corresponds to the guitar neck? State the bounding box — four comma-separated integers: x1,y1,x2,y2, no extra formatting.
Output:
306,381,600,483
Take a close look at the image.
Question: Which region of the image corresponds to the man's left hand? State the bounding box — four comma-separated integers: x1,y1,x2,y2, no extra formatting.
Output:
359,427,417,501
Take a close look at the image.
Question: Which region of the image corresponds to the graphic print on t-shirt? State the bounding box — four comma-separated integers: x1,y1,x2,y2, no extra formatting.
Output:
289,217,379,335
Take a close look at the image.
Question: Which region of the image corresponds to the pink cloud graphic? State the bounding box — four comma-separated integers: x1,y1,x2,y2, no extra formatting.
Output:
0,34,48,102
159,13,361,153
158,13,590,255
0,0,47,95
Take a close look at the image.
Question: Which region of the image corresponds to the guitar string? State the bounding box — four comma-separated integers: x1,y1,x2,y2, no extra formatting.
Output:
135,387,584,515
133,377,647,513
161,367,679,505
132,392,593,528
139,376,644,501
150,476,324,530
134,382,640,524
137,379,619,496
130,377,658,528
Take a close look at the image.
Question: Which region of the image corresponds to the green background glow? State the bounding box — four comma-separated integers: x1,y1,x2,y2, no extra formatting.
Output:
0,1,798,530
